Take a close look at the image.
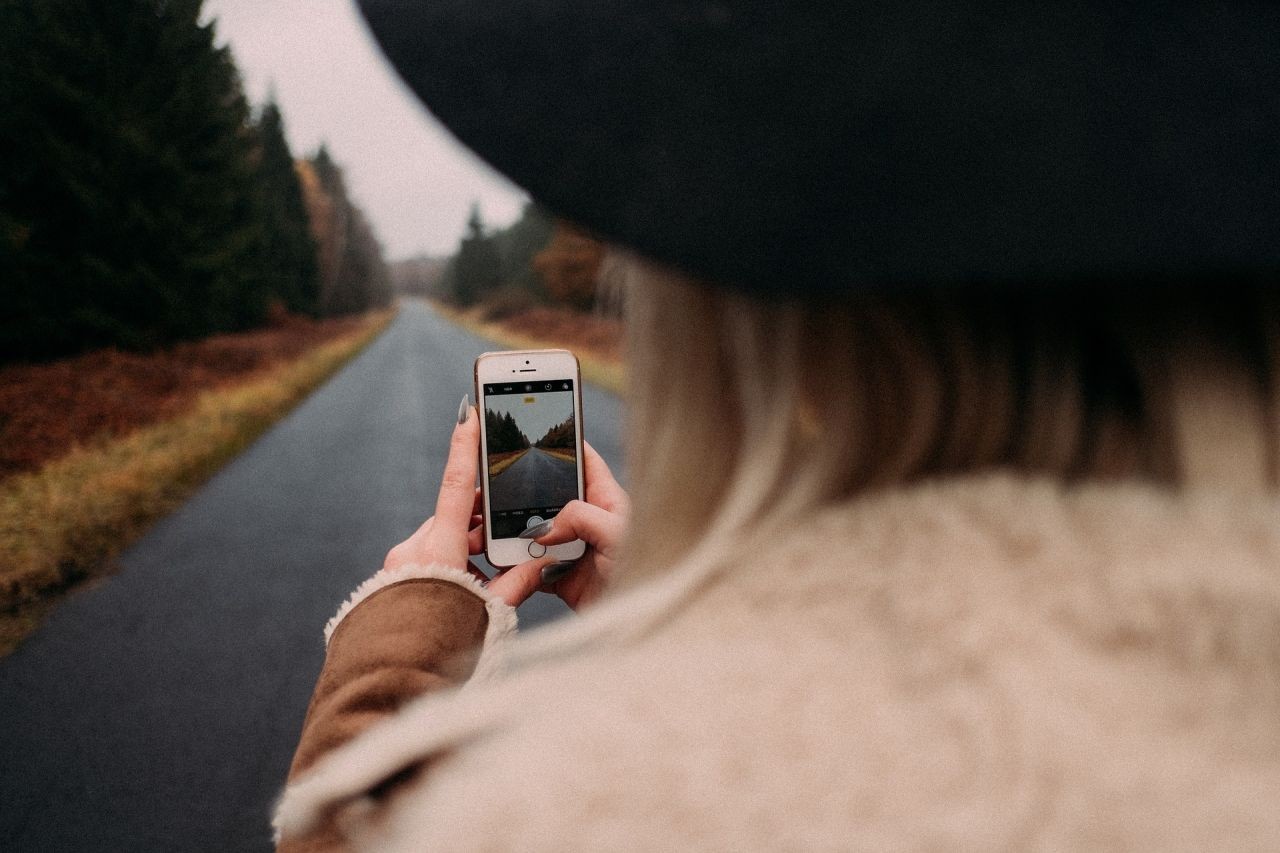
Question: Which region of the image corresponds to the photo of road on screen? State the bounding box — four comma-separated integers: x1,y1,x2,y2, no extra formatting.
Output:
483,384,580,539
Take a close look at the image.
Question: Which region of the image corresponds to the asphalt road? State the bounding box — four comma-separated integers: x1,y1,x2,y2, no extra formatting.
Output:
0,300,625,852
489,447,578,512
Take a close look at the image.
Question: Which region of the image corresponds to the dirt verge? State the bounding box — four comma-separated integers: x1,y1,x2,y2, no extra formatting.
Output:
0,309,395,656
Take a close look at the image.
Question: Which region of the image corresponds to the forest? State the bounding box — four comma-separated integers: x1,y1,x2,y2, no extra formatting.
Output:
397,203,608,317
534,415,575,450
0,0,390,364
484,408,530,455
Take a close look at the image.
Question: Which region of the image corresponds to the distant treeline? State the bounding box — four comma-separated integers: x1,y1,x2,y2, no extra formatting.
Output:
299,147,393,319
535,415,575,450
0,0,389,364
396,203,606,316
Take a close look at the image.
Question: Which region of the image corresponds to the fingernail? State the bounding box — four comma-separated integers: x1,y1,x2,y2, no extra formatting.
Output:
457,394,469,424
518,519,553,540
540,561,575,584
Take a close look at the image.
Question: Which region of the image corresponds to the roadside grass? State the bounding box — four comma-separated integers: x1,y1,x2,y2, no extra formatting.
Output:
432,302,626,395
0,309,394,656
538,447,577,464
487,448,528,478
0,310,383,479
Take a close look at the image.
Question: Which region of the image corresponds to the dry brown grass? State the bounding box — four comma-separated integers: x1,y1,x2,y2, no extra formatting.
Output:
538,447,577,464
486,448,528,478
0,311,375,478
0,309,394,656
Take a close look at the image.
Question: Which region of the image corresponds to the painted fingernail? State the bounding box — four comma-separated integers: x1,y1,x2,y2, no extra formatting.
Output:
519,519,553,539
540,561,575,584
457,394,469,424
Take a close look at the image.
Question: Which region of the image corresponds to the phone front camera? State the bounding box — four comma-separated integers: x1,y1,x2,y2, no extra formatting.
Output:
524,360,530,364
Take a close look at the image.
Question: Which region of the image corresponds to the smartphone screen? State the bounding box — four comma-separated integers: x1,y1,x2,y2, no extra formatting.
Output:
480,379,582,540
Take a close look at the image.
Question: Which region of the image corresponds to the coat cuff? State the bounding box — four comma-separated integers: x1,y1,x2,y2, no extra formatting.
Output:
323,563,518,684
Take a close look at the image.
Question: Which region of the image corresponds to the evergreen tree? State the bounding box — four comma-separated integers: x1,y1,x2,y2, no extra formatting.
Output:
252,99,319,315
303,145,391,316
503,411,529,450
450,203,502,306
437,202,555,309
336,205,392,314
0,0,280,361
492,202,554,294
535,414,576,450
483,408,530,454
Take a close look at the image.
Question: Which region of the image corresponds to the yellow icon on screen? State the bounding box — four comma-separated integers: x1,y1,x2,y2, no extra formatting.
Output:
524,396,536,404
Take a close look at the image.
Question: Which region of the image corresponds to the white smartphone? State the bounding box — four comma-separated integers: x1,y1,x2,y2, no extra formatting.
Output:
474,349,587,568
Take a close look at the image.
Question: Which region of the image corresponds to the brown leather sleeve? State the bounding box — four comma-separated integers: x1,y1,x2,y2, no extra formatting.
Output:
278,578,489,852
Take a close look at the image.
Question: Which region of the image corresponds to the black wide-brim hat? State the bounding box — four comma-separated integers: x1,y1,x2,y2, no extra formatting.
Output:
358,2,1280,298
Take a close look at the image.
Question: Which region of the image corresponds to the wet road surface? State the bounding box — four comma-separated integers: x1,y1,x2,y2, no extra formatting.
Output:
488,447,578,512
0,300,624,851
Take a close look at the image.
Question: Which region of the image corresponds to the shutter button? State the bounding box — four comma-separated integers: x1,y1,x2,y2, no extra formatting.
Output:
525,516,546,558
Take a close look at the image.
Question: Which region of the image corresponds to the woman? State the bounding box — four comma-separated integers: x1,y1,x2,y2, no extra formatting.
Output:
276,4,1280,850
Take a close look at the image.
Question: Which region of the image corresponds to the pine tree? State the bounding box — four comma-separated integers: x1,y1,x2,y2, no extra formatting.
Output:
252,100,319,315
303,145,391,317
483,408,531,454
0,0,279,360
535,414,576,449
437,203,555,310
451,203,502,306
493,202,554,294
501,411,529,450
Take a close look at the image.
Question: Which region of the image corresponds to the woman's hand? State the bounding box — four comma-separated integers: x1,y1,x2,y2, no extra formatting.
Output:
382,399,627,611
514,441,628,611
382,398,494,577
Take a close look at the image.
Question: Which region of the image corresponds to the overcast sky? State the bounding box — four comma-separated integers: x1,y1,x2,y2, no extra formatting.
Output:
201,0,527,260
486,390,576,446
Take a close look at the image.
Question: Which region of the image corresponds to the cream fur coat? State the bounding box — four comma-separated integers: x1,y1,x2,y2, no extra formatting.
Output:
276,473,1280,850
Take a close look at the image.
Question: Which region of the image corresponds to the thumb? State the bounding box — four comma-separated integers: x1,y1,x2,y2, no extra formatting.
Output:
526,500,623,556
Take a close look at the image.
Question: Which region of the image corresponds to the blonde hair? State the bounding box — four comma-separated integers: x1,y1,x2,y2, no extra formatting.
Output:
611,255,1280,580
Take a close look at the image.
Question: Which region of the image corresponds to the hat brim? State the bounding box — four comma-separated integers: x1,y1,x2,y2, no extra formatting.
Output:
359,2,1280,296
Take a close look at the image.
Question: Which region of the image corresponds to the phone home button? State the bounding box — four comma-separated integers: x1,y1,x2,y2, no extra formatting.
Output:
528,541,547,558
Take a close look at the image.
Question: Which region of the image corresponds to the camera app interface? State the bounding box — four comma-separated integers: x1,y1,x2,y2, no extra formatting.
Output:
483,380,579,539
